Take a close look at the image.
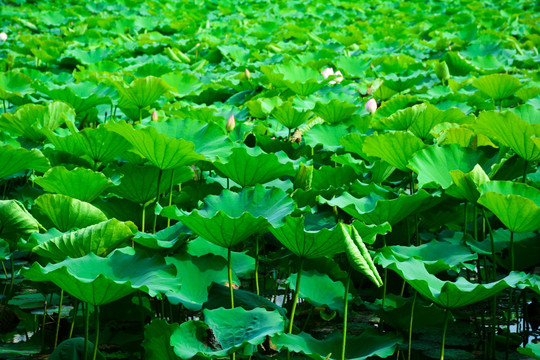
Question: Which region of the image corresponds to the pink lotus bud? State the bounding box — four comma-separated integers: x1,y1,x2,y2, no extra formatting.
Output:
365,99,377,114
0,32,7,42
151,110,158,121
226,114,235,132
245,68,251,81
333,70,344,84
321,67,334,79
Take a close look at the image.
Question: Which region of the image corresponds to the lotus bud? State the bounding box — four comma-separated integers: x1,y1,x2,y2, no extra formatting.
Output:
321,67,335,79
151,110,158,122
0,32,7,42
365,99,377,114
245,68,251,81
226,114,235,132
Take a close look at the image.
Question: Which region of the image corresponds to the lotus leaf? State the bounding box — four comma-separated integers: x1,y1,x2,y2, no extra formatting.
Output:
304,123,350,152
0,200,41,249
143,320,180,360
447,164,490,203
472,73,523,101
161,72,203,98
132,221,192,250
0,144,50,179
0,71,34,100
363,131,425,171
272,99,311,130
313,99,358,124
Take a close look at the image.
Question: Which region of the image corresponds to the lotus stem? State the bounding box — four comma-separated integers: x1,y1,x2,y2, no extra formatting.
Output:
440,308,450,360
153,168,163,233
522,161,528,183
41,295,48,353
139,107,142,123
408,291,417,360
2,99,6,112
473,206,478,244
288,257,305,334
341,270,351,360
69,299,79,339
463,201,468,237
93,306,100,360
141,204,146,235
8,257,14,298
255,236,260,296
167,170,175,227
481,208,497,280
84,303,89,360
510,231,514,272
228,248,234,309
54,289,64,349
1,260,7,283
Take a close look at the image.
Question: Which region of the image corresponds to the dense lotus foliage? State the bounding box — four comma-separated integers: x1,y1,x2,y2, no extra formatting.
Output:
0,0,539,359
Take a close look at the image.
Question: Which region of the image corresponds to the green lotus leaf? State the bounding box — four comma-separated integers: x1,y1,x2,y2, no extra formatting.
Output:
269,215,345,259
273,329,402,360
287,270,352,315
108,121,205,169
162,185,294,248
246,96,282,119
0,101,75,142
272,99,311,129
35,194,107,232
340,223,382,287
436,127,496,148
511,104,539,125
313,99,358,124
170,307,284,358
447,164,490,203
33,219,134,262
0,200,41,249
304,123,350,152
21,249,180,305
213,147,296,186
161,72,203,98
363,131,425,171
382,70,425,93
312,165,357,191
35,166,111,202
205,284,286,317
475,111,540,161
133,221,192,250
273,63,325,96
336,57,371,77
0,71,34,100
373,94,419,120
108,164,193,205
472,73,523,101
150,117,233,160
351,221,392,245
0,144,50,179
115,76,171,111
518,343,540,360
165,253,238,311
376,255,526,308
143,320,180,360
372,103,426,131
478,181,540,233
321,190,430,225
408,144,481,189
376,241,477,274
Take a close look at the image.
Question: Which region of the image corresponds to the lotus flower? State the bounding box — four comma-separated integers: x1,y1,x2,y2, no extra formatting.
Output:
151,110,158,121
226,114,235,132
245,68,251,81
321,67,343,84
0,32,7,42
365,99,377,114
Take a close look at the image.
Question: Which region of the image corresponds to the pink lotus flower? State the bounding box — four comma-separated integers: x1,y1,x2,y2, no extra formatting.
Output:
0,32,7,42
151,110,158,121
365,99,377,114
321,67,343,84
226,114,235,132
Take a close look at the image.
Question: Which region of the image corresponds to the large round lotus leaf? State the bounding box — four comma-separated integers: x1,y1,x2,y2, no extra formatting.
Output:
340,223,382,287
352,221,392,245
48,338,105,360
313,99,358,124
170,307,284,358
21,249,180,305
0,71,33,100
363,131,425,171
305,123,350,152
213,147,296,187
312,165,357,191
320,190,430,225
447,164,490,203
108,121,205,170
115,76,171,110
472,73,523,101
165,253,239,311
475,111,540,162
143,319,180,360
35,194,107,232
161,72,203,98
478,181,540,233
35,166,111,202
518,343,540,360
33,218,134,262
133,221,192,250
150,117,233,160
108,163,193,205
272,99,311,129
336,56,371,77
372,103,426,131
382,70,425,93
286,270,352,315
0,144,50,179
376,254,526,308
269,215,345,259
272,63,324,96
161,185,294,248
376,241,477,274
408,144,481,189
246,96,282,119
0,200,41,248
0,102,74,142
273,329,402,360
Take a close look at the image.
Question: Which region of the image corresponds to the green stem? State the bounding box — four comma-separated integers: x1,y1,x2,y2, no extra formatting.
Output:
440,308,450,360
141,205,146,235
8,257,14,298
84,303,89,360
54,289,64,349
69,299,79,339
228,248,234,309
341,271,351,360
255,237,260,296
510,231,514,272
408,292,417,360
463,201,468,237
288,258,305,334
473,206,478,243
522,161,528,183
153,168,163,233
93,306,100,360
139,107,142,123
41,295,48,353
382,268,388,310
2,99,6,113
167,170,175,227
482,208,497,281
